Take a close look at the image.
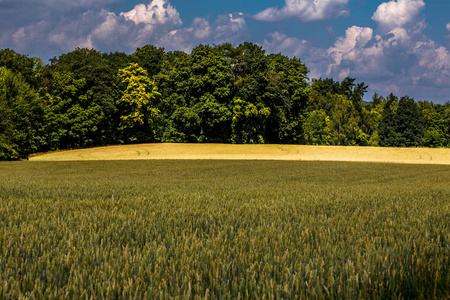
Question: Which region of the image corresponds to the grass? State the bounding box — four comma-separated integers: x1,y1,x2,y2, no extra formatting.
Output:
29,143,450,165
1,160,449,298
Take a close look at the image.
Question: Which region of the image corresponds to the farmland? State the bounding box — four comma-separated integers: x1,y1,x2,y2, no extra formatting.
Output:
1,159,449,298
29,143,450,165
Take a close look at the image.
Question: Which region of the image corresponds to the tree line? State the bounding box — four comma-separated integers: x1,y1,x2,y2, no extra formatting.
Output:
1,44,449,160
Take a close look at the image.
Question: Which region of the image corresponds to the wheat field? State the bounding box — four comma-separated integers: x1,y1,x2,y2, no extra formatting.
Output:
1,160,449,298
30,143,450,164
5,144,450,298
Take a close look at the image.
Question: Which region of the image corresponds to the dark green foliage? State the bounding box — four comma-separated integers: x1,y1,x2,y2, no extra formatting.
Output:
0,67,45,160
194,93,232,143
395,96,424,147
0,44,448,159
379,94,400,147
263,54,309,143
44,48,118,149
0,137,19,161
379,95,425,147
0,48,42,87
167,106,201,142
308,78,369,146
103,51,133,75
132,45,165,77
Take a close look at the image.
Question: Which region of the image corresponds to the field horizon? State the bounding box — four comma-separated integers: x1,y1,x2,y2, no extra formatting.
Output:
29,143,450,165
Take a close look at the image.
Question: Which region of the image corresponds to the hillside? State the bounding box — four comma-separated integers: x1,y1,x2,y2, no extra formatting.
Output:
29,143,450,165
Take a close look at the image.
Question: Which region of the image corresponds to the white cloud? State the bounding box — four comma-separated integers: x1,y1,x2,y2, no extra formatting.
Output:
447,23,450,32
262,32,311,58
413,41,450,81
253,0,349,22
214,13,248,42
263,16,450,101
0,0,249,57
329,26,375,64
120,0,181,26
262,32,331,79
158,13,248,52
372,0,425,32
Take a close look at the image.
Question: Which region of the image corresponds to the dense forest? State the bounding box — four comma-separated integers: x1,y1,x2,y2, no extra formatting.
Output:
1,44,449,160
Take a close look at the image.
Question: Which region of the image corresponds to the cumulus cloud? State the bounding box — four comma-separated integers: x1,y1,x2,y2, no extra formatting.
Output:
253,0,349,22
262,32,331,79
326,26,414,80
0,0,248,58
214,13,248,42
158,13,248,52
263,8,450,101
120,0,181,26
372,0,425,32
262,32,311,58
0,0,127,56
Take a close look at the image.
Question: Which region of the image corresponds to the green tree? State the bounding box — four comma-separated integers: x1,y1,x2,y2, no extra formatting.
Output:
117,63,161,142
103,51,133,76
420,101,447,147
43,70,102,149
47,48,118,147
0,67,44,159
263,54,309,143
322,94,366,146
443,102,450,147
379,94,399,147
231,98,270,144
156,51,192,125
360,94,385,146
303,110,332,145
132,45,165,78
164,107,202,143
194,93,232,143
0,48,42,88
379,95,424,147
232,43,268,105
395,96,424,147
189,44,233,103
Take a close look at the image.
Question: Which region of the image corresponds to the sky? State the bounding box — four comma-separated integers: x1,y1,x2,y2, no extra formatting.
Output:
1,0,450,103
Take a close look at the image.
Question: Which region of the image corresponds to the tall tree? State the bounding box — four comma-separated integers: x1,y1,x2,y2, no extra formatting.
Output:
46,48,118,148
231,98,270,144
0,67,44,159
379,94,399,147
303,110,332,145
0,48,42,88
395,96,424,147
117,63,161,143
420,101,448,147
132,45,165,77
263,54,309,143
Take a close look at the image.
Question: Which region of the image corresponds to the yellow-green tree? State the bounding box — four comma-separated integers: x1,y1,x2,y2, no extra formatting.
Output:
117,63,161,142
231,98,270,144
303,110,332,145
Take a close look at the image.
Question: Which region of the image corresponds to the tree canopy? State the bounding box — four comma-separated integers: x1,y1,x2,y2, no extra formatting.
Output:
1,44,449,160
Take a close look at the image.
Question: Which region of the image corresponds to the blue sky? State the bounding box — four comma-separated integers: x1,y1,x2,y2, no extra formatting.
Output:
1,0,450,103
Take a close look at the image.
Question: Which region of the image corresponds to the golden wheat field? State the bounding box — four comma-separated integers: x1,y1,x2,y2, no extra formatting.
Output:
30,143,450,164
